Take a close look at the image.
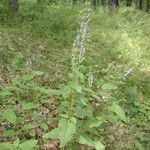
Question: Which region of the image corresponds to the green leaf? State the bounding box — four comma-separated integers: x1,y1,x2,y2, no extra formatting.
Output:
74,107,88,118
80,97,88,106
18,140,38,150
43,127,60,139
92,141,105,150
79,135,105,150
61,86,72,99
21,75,34,81
71,82,82,93
13,138,20,149
43,118,76,147
0,142,13,150
3,109,17,125
0,90,12,97
111,102,127,123
40,123,49,130
135,140,145,150
84,118,102,128
39,88,62,96
20,101,39,110
3,130,18,137
102,83,118,90
22,123,37,130
33,71,44,76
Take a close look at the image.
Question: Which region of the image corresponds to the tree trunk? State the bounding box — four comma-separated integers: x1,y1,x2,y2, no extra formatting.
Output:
92,0,97,9
10,0,18,14
147,0,150,13
73,0,77,5
139,0,143,10
126,0,132,7
109,0,119,8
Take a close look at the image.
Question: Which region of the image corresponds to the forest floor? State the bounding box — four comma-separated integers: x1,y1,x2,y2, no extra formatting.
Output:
0,2,150,150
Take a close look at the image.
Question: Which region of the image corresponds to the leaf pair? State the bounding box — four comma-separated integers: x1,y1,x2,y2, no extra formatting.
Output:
0,139,38,150
43,117,76,147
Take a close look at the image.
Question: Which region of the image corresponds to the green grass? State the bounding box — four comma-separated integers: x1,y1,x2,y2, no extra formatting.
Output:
0,2,150,149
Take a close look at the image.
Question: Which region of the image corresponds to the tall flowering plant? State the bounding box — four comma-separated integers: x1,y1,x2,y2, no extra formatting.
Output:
43,3,105,149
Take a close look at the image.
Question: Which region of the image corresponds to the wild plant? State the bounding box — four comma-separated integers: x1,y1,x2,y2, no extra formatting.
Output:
43,3,105,149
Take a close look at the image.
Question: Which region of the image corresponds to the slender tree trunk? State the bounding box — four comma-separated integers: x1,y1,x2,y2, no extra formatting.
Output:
10,0,18,14
147,0,150,13
109,0,119,8
102,0,105,6
139,0,143,10
92,0,97,9
126,0,132,7
73,0,77,5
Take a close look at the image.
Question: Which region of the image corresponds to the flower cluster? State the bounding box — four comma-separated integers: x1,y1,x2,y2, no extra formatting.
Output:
71,3,91,73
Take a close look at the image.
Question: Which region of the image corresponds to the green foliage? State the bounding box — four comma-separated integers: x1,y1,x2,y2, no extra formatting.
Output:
0,139,38,150
0,1,150,150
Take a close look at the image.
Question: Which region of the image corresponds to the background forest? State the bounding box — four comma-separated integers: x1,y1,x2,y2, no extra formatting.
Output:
0,0,150,150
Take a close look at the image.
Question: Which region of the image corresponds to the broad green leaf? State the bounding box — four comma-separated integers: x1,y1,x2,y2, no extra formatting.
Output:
43,118,76,147
40,123,48,130
61,86,72,99
22,124,37,130
80,97,88,106
3,109,17,125
111,102,127,123
18,140,38,150
71,82,82,93
21,75,34,81
92,141,105,150
84,118,102,128
74,107,88,118
79,135,105,150
13,138,20,149
43,127,60,139
0,143,13,150
20,101,39,110
79,135,90,145
39,88,62,96
102,83,118,90
3,130,19,137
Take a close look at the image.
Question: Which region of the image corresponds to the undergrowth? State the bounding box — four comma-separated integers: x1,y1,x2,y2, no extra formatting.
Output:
0,1,150,150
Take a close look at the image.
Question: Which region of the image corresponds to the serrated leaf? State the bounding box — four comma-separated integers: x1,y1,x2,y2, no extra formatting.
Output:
18,140,38,150
79,135,105,150
74,107,88,118
20,101,39,110
0,142,13,150
43,118,76,147
102,83,118,90
3,109,17,125
111,102,127,123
